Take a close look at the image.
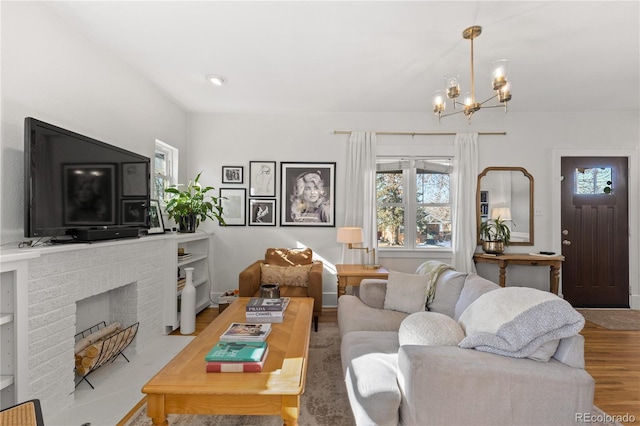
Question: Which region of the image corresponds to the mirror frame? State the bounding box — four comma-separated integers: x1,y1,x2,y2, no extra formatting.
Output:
477,166,534,246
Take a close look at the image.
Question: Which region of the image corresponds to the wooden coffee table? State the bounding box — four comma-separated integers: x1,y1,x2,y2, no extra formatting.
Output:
142,297,313,425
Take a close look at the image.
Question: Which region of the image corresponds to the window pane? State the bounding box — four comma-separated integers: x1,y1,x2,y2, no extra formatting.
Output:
377,171,403,203
377,206,404,247
416,171,450,203
575,167,613,194
416,206,451,248
154,176,165,201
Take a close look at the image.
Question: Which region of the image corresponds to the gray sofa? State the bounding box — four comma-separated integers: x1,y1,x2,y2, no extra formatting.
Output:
338,267,595,426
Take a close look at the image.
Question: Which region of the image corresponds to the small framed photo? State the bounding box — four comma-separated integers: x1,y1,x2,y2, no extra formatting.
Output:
220,188,246,226
122,199,147,225
281,162,335,227
222,166,244,184
249,161,276,197
148,199,165,234
122,162,149,196
249,199,276,226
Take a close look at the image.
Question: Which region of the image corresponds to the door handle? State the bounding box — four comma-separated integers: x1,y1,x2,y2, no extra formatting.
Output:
562,240,571,245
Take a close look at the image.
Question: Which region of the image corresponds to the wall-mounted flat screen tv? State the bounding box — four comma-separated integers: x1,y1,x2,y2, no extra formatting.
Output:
24,117,151,241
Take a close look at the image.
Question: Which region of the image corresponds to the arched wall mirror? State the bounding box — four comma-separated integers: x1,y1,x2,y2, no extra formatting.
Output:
477,167,534,246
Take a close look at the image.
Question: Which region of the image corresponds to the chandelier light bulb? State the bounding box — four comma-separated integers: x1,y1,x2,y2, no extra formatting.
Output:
444,74,461,99
492,59,509,90
433,90,446,114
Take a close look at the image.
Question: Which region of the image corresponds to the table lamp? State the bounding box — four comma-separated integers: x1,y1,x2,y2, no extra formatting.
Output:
336,227,380,269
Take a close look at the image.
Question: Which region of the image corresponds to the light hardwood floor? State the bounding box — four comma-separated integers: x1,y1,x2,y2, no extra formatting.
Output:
171,307,640,423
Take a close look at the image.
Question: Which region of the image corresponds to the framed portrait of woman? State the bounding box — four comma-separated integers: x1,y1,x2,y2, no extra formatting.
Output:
280,162,335,227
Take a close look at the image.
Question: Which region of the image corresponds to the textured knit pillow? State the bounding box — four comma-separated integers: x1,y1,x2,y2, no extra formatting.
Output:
399,312,465,346
383,271,429,314
260,264,312,287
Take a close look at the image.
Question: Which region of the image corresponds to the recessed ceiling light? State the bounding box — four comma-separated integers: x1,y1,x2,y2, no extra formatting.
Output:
205,74,226,86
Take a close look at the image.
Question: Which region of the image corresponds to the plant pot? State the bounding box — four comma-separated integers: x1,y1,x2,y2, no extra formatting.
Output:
178,214,199,233
482,241,505,254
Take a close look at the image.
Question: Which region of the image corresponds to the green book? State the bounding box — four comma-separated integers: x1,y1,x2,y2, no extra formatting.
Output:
204,341,268,362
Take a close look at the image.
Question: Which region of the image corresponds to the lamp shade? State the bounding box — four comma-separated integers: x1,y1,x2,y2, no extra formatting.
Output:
491,207,512,220
337,227,364,244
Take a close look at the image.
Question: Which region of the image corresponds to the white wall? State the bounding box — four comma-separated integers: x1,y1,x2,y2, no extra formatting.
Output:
0,2,189,244
189,111,639,308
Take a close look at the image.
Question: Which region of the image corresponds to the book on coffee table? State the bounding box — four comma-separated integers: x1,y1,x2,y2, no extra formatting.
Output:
246,297,290,312
206,346,269,373
219,322,272,342
205,341,268,362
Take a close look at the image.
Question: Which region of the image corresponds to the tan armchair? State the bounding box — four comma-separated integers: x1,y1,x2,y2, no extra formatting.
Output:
239,248,323,331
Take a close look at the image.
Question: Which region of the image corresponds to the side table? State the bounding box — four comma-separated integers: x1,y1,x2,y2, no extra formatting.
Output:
336,264,389,298
472,253,565,294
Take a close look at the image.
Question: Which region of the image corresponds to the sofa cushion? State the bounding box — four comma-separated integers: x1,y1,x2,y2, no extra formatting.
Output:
399,312,465,346
341,331,401,426
458,287,585,360
414,260,454,304
260,264,311,287
383,271,429,314
264,247,313,266
338,295,409,338
427,269,467,318
453,273,500,321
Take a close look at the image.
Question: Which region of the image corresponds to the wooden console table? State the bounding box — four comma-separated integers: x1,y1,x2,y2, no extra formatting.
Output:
473,253,565,295
336,264,389,298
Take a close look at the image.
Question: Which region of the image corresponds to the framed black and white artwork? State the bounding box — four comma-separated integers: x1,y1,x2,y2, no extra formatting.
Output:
249,161,276,197
147,199,165,234
280,162,335,227
122,199,147,225
219,188,246,226
249,199,276,226
222,166,244,184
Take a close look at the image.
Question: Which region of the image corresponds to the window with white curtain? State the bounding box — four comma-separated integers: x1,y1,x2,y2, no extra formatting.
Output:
376,156,452,250
154,140,178,202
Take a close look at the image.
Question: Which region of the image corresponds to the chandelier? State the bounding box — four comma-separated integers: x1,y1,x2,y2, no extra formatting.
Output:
433,26,512,122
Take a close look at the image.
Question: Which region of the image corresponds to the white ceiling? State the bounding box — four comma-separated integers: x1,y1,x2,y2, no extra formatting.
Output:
46,1,639,115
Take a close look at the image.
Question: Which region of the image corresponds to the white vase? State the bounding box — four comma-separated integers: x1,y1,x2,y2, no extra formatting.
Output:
180,267,196,334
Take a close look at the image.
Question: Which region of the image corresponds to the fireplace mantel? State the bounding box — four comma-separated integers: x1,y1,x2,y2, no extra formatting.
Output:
0,232,212,418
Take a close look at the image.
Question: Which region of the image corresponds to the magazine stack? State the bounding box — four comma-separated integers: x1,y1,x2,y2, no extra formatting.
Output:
245,297,290,323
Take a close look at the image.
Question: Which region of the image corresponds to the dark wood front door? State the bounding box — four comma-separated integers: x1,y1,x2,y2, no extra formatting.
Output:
561,157,629,307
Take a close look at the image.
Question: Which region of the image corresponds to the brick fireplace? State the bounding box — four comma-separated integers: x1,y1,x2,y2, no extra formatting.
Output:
24,238,169,416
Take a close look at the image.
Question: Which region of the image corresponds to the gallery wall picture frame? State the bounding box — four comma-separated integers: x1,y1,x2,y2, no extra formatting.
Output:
249,161,276,197
222,166,244,184
148,199,165,234
220,188,246,226
122,199,147,225
249,199,277,226
122,162,149,196
280,162,336,227
63,163,116,225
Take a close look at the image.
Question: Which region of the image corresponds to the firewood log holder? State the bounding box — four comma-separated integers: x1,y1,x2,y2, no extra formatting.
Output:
74,321,139,389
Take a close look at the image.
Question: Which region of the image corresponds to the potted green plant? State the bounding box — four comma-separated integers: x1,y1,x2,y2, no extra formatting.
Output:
164,171,226,232
479,216,511,254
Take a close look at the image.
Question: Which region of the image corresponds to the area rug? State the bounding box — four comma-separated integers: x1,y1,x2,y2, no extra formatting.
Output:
578,309,640,330
126,323,620,426
126,322,355,426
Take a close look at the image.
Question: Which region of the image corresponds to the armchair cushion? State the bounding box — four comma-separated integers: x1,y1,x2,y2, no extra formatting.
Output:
265,247,313,266
260,264,312,287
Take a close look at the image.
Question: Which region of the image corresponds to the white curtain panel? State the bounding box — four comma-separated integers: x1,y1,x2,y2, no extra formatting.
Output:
451,133,478,273
343,132,377,264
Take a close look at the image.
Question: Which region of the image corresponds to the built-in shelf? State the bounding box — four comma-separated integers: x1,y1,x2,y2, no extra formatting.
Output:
0,313,13,326
165,233,212,333
0,376,14,391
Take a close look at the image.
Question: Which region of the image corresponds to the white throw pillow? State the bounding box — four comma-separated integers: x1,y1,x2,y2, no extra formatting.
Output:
383,271,429,314
399,312,465,346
